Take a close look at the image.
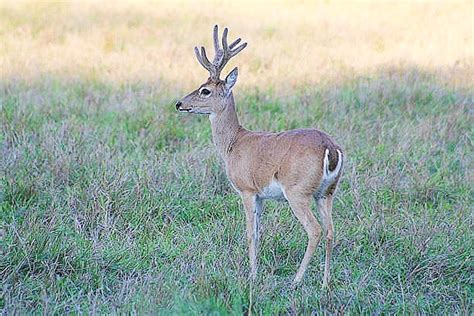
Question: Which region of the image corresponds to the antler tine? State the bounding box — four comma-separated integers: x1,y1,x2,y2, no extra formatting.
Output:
230,42,247,56
200,46,213,68
194,45,216,78
194,47,209,71
221,27,229,53
213,25,220,53
229,38,241,50
212,26,224,66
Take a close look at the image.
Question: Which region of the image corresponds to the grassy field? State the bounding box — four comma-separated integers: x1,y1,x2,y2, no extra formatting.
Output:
1,1,473,314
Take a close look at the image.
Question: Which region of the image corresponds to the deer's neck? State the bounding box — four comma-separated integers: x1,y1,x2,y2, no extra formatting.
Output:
209,94,243,159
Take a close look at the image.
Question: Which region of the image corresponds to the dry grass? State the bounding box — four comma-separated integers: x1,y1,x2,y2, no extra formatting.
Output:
1,0,473,314
1,1,472,90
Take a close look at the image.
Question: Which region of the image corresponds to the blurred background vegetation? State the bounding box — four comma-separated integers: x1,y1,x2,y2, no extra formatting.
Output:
1,1,471,89
1,0,472,314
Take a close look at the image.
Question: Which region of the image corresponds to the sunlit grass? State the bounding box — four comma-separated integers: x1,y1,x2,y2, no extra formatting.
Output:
0,1,472,90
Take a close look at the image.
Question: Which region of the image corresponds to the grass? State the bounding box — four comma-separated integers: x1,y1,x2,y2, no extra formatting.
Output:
1,0,473,314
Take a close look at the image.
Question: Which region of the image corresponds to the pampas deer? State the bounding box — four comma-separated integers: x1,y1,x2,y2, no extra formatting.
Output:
176,25,343,287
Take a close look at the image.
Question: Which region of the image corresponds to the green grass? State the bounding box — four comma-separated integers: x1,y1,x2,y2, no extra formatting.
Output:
1,69,472,314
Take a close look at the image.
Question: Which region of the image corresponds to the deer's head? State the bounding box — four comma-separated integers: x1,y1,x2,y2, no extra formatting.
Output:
176,25,247,115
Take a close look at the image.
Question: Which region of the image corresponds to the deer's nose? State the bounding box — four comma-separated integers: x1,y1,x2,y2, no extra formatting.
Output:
175,101,182,110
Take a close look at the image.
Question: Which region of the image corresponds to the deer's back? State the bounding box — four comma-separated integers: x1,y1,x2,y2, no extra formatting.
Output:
226,128,343,195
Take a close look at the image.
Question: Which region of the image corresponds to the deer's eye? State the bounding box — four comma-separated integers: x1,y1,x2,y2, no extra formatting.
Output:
200,88,211,96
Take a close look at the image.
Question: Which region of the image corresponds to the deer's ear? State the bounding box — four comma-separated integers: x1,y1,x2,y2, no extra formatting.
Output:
224,67,238,94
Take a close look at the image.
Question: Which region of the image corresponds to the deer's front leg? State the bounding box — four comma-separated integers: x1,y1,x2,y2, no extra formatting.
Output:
241,192,263,281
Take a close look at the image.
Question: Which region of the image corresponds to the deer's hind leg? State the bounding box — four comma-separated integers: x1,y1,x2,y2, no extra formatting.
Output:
317,194,334,288
285,190,322,285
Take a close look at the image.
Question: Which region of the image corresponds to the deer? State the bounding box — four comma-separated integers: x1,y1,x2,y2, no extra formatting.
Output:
175,25,343,288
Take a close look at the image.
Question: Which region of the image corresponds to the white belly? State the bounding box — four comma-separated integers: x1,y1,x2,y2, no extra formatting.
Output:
258,180,287,201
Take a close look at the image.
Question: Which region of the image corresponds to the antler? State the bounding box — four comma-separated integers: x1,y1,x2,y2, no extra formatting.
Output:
194,25,247,80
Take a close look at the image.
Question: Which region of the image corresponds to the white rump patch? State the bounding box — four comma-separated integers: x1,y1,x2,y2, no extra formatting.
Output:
315,149,343,199
323,149,343,181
